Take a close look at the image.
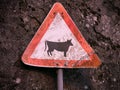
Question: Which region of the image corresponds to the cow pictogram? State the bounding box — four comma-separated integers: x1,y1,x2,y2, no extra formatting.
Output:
44,39,73,57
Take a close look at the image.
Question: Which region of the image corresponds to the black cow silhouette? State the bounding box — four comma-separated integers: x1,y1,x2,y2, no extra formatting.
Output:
44,39,73,57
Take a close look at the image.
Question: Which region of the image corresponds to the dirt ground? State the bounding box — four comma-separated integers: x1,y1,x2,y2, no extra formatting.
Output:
0,0,120,90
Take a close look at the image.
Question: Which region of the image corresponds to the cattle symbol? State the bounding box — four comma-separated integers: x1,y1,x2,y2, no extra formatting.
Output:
44,39,73,57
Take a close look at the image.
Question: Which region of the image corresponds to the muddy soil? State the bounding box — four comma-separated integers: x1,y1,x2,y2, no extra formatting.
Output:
0,0,120,90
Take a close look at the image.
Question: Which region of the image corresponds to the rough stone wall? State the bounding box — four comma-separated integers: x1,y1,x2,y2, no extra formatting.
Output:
0,0,120,90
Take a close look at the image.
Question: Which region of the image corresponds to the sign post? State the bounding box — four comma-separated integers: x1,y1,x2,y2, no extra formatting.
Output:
21,2,101,90
57,69,63,90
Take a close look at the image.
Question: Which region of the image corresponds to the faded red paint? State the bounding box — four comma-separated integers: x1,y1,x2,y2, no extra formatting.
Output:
22,2,101,68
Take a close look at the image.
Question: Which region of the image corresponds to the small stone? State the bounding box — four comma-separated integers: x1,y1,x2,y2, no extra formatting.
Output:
84,85,89,89
15,78,21,84
102,80,105,83
81,13,84,18
93,16,97,21
86,24,90,28
13,10,16,12
23,17,29,23
113,78,116,82
25,25,30,30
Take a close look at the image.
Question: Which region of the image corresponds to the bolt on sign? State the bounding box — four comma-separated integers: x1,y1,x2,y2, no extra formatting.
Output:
22,2,101,68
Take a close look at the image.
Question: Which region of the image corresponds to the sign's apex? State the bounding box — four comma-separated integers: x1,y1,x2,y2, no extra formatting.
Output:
54,2,62,5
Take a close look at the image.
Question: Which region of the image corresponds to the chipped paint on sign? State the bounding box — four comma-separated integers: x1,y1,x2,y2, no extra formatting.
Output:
21,2,101,68
30,13,90,60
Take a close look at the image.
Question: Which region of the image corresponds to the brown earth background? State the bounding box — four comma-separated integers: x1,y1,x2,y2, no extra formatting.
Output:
0,0,120,90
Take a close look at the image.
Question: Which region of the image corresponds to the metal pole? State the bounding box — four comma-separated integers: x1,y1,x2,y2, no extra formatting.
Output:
57,69,63,90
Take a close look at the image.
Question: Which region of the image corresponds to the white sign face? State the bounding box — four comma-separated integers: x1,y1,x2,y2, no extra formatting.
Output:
30,13,90,60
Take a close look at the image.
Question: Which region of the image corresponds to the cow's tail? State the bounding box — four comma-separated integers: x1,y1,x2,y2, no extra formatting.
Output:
44,40,47,51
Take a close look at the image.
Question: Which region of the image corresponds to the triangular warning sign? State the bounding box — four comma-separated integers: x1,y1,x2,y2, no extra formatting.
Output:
22,2,101,68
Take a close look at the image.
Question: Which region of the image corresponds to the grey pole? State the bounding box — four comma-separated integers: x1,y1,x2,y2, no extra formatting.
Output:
57,69,63,90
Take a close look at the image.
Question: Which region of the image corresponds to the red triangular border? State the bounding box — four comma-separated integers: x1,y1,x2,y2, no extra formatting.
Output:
22,2,101,68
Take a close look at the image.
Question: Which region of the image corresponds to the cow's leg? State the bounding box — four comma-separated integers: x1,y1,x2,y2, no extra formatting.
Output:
47,50,50,56
50,51,52,56
47,50,52,56
64,51,67,57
